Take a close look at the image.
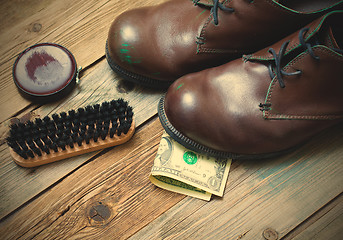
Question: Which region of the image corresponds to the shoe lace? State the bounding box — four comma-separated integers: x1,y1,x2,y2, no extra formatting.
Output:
193,0,236,25
211,0,234,25
260,28,343,112
268,28,320,88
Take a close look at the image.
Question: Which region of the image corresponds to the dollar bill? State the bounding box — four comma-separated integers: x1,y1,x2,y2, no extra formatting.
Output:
150,131,232,201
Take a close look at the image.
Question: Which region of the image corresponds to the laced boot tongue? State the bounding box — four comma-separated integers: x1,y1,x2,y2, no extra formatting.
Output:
194,0,234,25
244,12,343,61
311,25,336,47
323,26,343,54
243,12,343,87
305,18,343,53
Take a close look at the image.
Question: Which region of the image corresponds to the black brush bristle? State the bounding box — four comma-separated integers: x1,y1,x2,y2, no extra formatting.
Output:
60,112,67,120
68,109,76,118
27,139,35,149
35,118,43,126
67,137,74,148
32,147,42,157
58,140,66,151
101,130,107,140
10,123,19,131
7,99,134,160
26,149,34,158
18,141,28,151
42,145,50,154
93,130,99,142
85,133,91,144
52,113,59,121
51,143,58,152
17,150,28,159
76,136,83,147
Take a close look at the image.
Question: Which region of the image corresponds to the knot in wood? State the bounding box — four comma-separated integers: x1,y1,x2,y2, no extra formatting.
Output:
263,228,278,240
31,23,42,32
89,202,111,222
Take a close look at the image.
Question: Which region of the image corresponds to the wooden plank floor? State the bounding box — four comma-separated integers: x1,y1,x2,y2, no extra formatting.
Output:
0,1,342,239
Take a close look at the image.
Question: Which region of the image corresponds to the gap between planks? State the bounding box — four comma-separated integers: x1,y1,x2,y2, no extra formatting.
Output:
0,117,186,240
0,0,168,123
282,192,343,240
0,58,166,221
128,123,343,240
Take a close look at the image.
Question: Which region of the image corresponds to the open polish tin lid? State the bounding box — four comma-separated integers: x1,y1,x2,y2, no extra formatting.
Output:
12,43,80,102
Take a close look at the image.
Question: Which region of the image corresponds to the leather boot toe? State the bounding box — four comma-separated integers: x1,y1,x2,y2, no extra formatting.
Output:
107,0,343,88
159,11,343,159
106,7,173,86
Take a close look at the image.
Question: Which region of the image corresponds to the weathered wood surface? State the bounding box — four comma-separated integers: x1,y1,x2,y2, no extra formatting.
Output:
0,59,165,220
0,0,167,221
0,119,185,240
1,121,342,240
0,0,343,239
129,123,343,240
0,0,166,123
286,193,343,240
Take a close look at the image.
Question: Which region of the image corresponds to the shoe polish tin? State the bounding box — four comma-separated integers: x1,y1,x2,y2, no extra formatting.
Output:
12,43,79,102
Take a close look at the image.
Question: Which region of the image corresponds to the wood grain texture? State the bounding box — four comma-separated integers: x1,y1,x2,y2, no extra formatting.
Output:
0,118,185,240
1,117,342,240
288,193,343,240
130,123,343,240
1,0,343,239
0,59,165,220
0,0,167,123
294,205,343,240
0,0,54,33
0,2,166,220
0,142,100,220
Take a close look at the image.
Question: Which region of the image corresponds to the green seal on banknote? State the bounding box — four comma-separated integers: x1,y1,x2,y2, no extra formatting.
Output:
183,151,197,165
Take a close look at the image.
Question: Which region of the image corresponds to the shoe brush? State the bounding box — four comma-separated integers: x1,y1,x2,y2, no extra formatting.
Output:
6,99,135,167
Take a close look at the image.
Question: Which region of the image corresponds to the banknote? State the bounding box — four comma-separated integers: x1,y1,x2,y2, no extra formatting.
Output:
150,131,232,201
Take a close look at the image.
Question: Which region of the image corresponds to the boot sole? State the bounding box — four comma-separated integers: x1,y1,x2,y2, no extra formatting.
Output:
105,41,173,89
158,96,297,160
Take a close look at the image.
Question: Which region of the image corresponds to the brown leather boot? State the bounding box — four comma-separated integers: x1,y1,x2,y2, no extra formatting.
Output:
106,0,343,88
159,11,343,159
